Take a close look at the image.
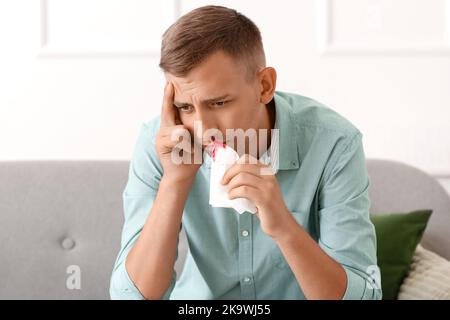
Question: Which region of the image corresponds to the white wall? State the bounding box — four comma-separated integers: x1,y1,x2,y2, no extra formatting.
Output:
1,0,449,194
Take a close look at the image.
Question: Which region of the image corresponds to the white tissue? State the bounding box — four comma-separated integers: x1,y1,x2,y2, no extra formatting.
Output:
209,142,257,214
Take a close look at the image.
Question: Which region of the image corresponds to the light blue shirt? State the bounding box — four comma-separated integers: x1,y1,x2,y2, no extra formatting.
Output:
109,91,382,300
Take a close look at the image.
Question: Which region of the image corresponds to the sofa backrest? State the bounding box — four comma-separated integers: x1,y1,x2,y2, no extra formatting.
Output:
0,159,448,299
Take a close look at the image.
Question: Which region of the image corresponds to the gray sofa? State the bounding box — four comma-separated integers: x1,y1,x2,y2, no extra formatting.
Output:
0,159,449,299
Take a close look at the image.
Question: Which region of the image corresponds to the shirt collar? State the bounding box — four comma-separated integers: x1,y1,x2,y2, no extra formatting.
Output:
259,108,279,173
271,91,300,171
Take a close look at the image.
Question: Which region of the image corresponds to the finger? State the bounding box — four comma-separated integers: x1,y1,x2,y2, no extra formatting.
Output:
228,185,260,204
226,172,263,193
161,82,177,127
158,128,193,161
160,125,189,146
172,135,193,152
221,163,261,185
171,143,203,165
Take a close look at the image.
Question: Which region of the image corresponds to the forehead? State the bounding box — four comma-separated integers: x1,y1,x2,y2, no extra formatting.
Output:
166,51,250,99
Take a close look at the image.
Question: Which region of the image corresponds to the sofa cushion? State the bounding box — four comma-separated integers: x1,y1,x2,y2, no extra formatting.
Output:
398,244,450,299
370,209,432,300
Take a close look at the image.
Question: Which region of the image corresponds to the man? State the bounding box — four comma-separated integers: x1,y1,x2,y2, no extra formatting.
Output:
109,5,381,300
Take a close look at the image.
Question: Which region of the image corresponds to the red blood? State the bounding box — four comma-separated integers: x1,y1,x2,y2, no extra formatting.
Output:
211,140,226,161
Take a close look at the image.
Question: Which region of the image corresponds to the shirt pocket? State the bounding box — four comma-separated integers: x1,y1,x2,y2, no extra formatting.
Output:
270,211,308,270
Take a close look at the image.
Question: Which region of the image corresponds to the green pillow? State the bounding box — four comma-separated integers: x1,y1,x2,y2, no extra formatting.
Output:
370,209,432,300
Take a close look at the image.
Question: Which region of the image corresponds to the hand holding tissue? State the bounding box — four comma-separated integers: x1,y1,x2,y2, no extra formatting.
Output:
208,141,257,214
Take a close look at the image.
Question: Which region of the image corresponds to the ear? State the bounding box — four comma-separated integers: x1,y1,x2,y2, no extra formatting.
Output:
258,67,277,105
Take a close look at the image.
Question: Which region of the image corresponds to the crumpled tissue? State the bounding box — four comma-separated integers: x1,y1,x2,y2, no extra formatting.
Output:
208,141,257,214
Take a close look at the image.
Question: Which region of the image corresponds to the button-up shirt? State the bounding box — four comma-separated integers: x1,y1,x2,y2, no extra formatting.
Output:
109,91,382,300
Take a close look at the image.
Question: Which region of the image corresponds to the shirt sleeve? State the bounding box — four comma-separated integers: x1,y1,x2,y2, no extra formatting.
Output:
318,132,382,300
109,120,180,300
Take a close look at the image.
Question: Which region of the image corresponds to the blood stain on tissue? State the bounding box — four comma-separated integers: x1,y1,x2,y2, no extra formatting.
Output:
211,140,226,161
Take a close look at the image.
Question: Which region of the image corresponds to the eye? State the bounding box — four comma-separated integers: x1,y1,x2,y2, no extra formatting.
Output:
178,105,193,113
212,100,228,108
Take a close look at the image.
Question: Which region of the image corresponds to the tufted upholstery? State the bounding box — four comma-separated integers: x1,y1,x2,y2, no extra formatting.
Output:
0,159,449,299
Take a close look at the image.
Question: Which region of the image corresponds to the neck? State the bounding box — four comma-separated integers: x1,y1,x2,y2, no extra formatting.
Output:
257,98,276,158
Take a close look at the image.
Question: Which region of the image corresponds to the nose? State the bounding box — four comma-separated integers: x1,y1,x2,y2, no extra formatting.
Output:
193,109,221,145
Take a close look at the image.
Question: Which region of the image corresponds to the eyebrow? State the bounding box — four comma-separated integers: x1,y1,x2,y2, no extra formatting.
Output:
174,94,231,107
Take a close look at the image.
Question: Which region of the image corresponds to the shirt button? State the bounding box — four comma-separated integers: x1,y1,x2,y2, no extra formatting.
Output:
243,277,251,283
241,230,249,237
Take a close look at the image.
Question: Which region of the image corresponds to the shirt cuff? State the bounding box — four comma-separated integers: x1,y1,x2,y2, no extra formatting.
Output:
110,259,177,300
109,261,145,300
341,266,382,300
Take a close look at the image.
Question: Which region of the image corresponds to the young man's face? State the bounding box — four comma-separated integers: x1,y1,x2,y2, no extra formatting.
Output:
165,50,271,152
